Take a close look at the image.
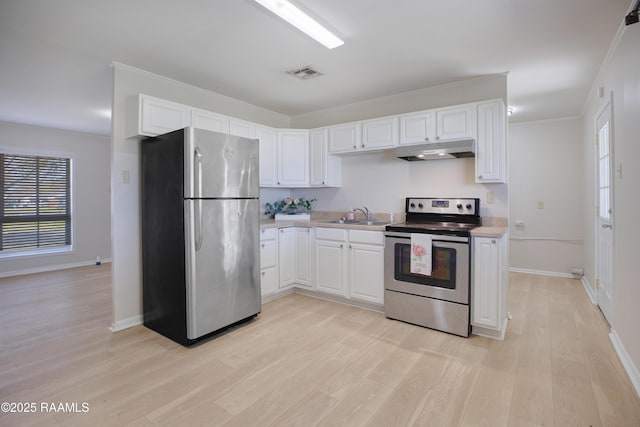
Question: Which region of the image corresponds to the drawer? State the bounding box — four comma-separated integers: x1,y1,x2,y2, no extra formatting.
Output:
260,239,277,268
349,229,384,246
315,227,348,242
260,227,278,241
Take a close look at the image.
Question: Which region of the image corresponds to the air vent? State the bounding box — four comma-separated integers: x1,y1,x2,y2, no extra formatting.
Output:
287,66,322,80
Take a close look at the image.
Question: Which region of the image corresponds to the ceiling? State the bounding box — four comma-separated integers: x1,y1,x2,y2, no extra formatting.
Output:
0,0,632,136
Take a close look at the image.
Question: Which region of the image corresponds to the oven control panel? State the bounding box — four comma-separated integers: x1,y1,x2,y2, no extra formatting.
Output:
406,198,478,215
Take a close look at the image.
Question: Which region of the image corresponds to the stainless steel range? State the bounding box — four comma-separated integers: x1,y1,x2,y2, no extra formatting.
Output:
384,197,480,337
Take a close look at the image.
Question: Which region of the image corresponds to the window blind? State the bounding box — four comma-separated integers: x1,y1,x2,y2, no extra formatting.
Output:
0,153,71,252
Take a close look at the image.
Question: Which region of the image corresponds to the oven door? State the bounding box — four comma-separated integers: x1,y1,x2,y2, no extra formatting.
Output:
384,232,470,304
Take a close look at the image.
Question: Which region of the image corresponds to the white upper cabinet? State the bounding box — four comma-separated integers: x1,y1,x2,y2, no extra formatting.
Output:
256,125,278,187
229,118,256,139
399,111,436,145
191,108,230,134
435,104,475,141
361,116,399,150
127,94,190,138
476,99,507,183
310,128,342,187
277,130,309,187
329,122,362,153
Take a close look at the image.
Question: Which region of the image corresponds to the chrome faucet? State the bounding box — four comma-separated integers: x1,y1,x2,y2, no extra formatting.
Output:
353,206,372,222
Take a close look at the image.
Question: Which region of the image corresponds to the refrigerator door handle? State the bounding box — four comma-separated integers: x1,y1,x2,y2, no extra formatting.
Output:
194,148,204,251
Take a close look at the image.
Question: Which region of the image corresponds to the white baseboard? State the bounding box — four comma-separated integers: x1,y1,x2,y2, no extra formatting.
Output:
110,314,143,332
0,259,112,278
609,329,640,399
508,267,575,279
581,276,597,304
293,287,384,313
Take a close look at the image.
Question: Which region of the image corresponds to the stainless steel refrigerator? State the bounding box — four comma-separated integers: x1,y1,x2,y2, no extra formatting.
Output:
141,127,260,346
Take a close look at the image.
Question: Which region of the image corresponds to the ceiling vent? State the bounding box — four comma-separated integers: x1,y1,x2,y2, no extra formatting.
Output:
287,66,322,80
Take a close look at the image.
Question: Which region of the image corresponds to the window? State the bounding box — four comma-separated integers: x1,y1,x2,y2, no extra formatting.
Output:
1,152,72,254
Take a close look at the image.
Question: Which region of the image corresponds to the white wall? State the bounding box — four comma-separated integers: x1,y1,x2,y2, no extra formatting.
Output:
582,22,640,392
508,118,584,276
0,121,111,276
110,63,290,329
289,74,509,218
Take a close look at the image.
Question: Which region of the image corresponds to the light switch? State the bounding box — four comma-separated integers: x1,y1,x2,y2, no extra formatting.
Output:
121,170,130,184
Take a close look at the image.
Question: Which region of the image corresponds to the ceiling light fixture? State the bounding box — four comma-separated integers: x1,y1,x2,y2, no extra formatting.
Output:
253,0,344,49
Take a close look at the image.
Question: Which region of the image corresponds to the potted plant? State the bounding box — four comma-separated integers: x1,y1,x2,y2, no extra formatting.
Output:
264,197,316,217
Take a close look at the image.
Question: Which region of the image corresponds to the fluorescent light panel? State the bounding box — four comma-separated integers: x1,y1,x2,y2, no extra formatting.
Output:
254,0,344,49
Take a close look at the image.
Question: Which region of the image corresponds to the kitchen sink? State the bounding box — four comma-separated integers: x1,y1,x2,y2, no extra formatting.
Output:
322,219,388,226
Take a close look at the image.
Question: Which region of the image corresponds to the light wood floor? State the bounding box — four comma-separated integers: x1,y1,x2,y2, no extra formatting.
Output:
1,265,639,426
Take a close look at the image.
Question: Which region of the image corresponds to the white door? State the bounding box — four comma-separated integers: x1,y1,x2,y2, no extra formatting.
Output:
596,102,613,323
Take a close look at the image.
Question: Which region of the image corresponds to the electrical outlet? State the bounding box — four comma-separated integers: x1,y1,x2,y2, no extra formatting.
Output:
121,170,130,184
487,191,495,204
537,201,544,209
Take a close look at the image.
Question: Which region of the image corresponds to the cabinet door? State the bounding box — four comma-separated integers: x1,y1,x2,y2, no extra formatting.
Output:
277,130,309,187
229,118,256,139
191,108,230,134
260,239,277,269
399,111,435,145
476,100,506,183
278,228,296,289
315,239,346,296
329,123,361,153
361,117,398,150
309,128,328,186
295,228,312,288
472,237,500,329
256,125,278,187
435,104,475,140
261,267,278,297
138,95,190,137
349,243,384,304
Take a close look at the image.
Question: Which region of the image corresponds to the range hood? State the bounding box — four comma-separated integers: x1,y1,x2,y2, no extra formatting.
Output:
394,139,475,161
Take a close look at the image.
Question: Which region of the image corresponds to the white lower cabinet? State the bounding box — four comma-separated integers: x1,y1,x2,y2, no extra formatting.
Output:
315,228,348,296
348,229,384,304
295,228,313,288
314,228,384,304
278,228,296,289
260,228,278,297
277,227,314,290
472,235,508,339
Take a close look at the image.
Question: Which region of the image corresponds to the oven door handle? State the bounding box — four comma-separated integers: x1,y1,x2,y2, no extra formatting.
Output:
385,231,469,243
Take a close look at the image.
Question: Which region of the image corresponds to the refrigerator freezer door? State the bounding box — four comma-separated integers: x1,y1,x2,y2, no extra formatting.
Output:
184,198,261,340
184,127,259,199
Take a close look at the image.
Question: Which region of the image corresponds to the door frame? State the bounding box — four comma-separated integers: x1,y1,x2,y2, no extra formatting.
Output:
594,93,614,324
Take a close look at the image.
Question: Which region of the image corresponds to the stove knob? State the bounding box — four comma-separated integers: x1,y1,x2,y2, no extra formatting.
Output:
457,203,463,209
418,203,423,208
466,204,472,210
410,202,415,208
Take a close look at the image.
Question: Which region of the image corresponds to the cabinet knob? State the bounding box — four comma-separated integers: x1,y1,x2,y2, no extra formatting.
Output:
306,229,310,233
361,144,365,148
425,137,430,141
478,175,483,179
261,229,265,233
492,239,496,244
436,136,440,140
322,181,325,185
277,181,280,185
349,244,352,249
340,244,343,248
261,271,265,276
261,243,265,248
353,145,357,148
280,229,283,233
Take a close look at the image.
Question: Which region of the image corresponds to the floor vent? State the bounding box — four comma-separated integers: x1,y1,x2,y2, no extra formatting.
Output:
287,66,322,80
